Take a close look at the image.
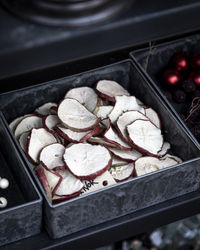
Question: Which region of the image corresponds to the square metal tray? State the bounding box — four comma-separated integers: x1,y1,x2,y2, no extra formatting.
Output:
130,33,200,149
0,115,42,246
0,59,199,239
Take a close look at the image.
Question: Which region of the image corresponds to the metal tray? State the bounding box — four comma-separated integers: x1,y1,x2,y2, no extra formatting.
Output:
130,33,200,149
0,59,199,239
0,115,42,246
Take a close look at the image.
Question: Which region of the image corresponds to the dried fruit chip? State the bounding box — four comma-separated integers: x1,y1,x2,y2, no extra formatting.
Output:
108,95,144,124
14,115,43,139
28,128,57,164
127,119,163,156
110,163,135,182
96,80,130,102
35,102,57,116
108,147,142,162
63,143,112,180
116,110,148,142
40,143,65,170
135,156,178,176
55,124,101,143
58,98,100,131
64,87,98,112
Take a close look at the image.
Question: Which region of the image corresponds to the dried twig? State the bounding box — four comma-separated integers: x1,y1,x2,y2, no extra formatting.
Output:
145,41,156,72
185,97,200,122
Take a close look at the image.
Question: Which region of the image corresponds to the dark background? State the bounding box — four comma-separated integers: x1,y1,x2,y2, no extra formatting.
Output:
1,0,200,92
1,1,200,249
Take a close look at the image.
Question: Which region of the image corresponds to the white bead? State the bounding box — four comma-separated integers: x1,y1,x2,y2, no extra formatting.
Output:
0,178,9,189
0,197,7,208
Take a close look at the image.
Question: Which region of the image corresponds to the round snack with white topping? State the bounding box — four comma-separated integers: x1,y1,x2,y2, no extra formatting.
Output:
110,163,135,182
57,98,100,132
40,143,66,170
96,80,130,102
27,128,57,164
63,143,112,180
64,86,98,112
127,119,163,156
135,156,178,176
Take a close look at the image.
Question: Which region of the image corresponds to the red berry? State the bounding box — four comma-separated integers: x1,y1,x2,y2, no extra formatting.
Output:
188,71,200,87
162,69,180,87
173,90,186,103
172,53,188,72
190,52,200,69
181,80,196,93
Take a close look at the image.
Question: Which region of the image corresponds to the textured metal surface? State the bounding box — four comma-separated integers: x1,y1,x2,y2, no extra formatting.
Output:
0,116,42,246
45,158,200,239
0,60,199,239
130,33,200,149
95,245,114,250
1,1,200,80
1,0,133,27
0,203,41,246
3,190,200,250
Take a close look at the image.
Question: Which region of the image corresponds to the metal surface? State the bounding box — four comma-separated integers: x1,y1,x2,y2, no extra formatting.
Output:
0,1,200,248
0,59,199,239
0,115,42,246
130,34,200,149
1,0,133,27
0,0,200,80
2,190,200,250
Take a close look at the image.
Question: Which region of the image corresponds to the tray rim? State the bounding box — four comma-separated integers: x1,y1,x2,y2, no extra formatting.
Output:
6,110,200,210
0,113,42,215
131,33,200,59
130,34,200,150
0,59,132,98
0,58,199,210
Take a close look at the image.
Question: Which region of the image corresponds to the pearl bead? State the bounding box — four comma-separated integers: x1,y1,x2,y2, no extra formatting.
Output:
0,178,9,189
0,197,7,208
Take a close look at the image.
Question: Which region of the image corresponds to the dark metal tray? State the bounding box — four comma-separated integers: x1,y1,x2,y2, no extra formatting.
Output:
0,59,199,240
0,115,42,246
2,189,200,250
130,34,200,149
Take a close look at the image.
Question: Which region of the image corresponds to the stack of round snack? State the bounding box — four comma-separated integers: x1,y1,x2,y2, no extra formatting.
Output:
10,80,182,204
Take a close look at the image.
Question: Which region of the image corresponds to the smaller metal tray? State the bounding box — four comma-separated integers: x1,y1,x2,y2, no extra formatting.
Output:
0,115,42,246
130,33,200,149
0,59,199,239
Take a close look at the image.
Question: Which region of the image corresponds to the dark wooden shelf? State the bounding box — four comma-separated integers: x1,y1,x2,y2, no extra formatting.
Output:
1,1,200,249
3,190,200,250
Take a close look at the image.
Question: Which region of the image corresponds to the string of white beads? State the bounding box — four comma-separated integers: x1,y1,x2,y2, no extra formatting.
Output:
0,177,9,208
0,178,9,189
0,197,7,208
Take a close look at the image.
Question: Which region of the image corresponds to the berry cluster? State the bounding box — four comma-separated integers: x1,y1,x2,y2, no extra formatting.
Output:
161,52,200,142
